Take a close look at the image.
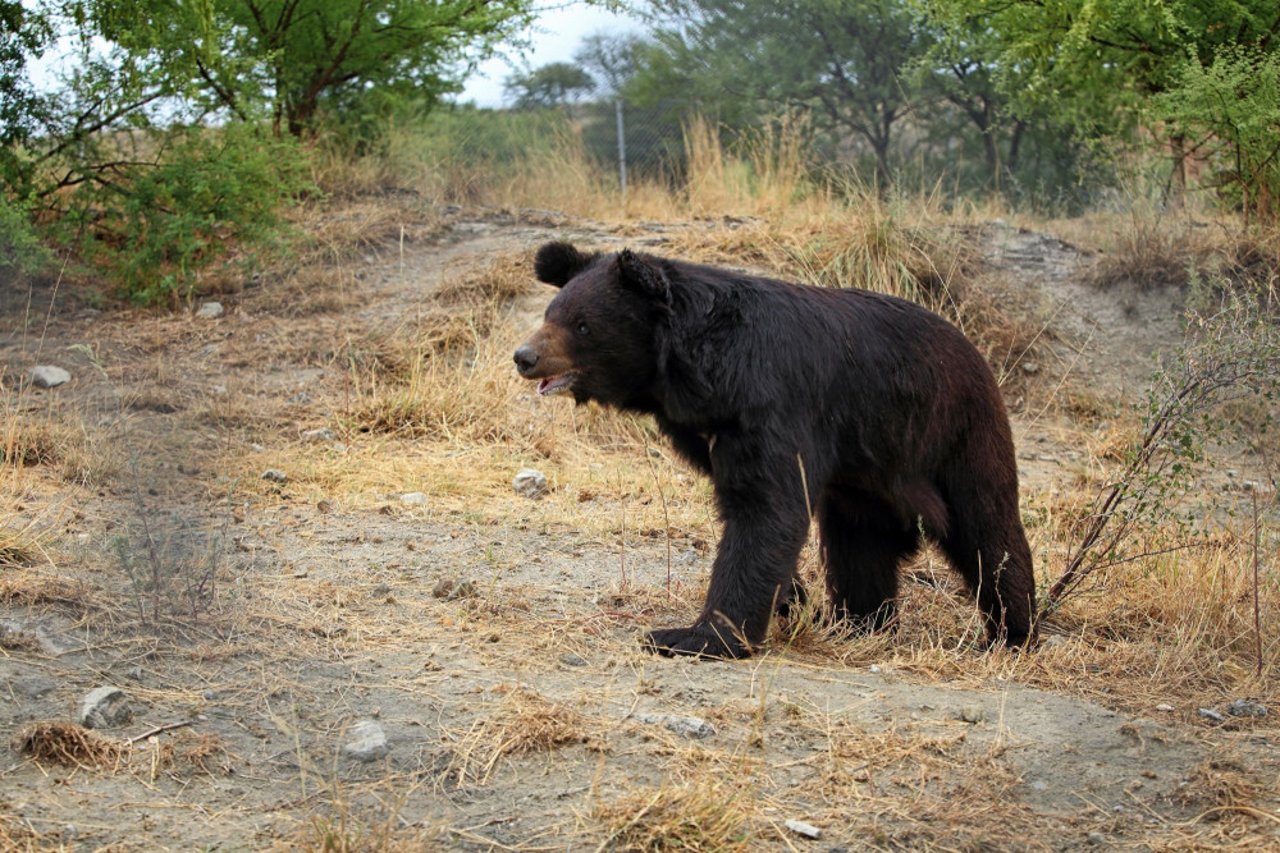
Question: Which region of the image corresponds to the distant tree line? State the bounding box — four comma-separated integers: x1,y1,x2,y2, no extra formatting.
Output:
506,0,1280,216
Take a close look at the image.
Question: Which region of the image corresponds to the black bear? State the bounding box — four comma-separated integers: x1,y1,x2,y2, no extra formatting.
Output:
515,241,1035,658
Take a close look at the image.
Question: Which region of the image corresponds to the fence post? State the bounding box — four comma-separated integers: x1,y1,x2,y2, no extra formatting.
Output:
615,98,627,199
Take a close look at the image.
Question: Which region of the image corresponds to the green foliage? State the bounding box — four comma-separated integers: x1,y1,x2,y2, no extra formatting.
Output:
64,124,310,305
1160,45,1280,223
0,195,47,273
79,0,537,135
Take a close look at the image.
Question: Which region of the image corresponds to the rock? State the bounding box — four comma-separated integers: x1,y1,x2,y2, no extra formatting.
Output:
635,713,715,739
1020,361,1040,375
195,301,224,319
432,578,476,600
399,492,428,506
1197,708,1225,722
513,468,548,499
370,582,392,598
1155,703,1175,712
1087,832,1107,845
1226,699,1267,718
958,705,985,724
302,428,335,442
559,653,588,667
342,720,389,762
79,686,132,729
784,819,821,840
30,366,70,389
261,469,288,484
868,664,882,674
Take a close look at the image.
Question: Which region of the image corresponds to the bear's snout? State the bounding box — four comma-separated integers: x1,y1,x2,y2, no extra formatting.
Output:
513,344,539,376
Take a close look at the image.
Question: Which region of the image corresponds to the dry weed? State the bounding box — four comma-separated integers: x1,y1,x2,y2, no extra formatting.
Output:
590,779,752,852
445,686,589,786
10,721,128,769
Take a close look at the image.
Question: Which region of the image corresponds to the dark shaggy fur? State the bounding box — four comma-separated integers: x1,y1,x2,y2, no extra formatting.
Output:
515,241,1035,658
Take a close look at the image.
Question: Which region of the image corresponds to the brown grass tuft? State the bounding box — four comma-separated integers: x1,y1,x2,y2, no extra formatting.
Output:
445,687,588,786
11,721,128,769
590,779,752,852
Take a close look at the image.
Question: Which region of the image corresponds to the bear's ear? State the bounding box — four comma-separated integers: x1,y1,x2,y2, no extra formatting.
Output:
534,241,595,287
617,249,670,302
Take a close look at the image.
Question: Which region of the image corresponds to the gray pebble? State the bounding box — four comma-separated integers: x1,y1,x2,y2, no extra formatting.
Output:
1226,698,1267,718
302,428,335,442
30,365,71,388
342,720,389,762
1198,707,1225,722
261,469,288,484
958,705,985,724
559,653,588,667
400,492,428,505
1087,832,1107,845
634,713,715,739
79,686,132,729
195,301,224,319
784,819,821,840
513,468,548,499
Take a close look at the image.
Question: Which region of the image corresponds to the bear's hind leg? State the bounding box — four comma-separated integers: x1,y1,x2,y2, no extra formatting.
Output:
818,492,919,632
938,494,1035,647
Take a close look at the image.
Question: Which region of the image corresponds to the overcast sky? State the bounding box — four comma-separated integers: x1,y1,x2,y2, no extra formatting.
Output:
456,2,643,108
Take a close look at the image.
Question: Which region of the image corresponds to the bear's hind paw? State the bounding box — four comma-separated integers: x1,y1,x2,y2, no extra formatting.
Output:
643,625,750,660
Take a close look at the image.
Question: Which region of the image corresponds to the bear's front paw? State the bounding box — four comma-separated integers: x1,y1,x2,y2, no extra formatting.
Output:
643,625,750,660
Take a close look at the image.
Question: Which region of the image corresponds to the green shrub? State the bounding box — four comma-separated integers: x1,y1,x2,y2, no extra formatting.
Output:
66,123,310,305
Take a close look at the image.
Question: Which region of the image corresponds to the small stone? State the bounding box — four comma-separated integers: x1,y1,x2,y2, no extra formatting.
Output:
261,469,288,484
1198,708,1225,722
370,583,392,598
958,705,985,724
868,664,882,674
79,686,132,729
784,819,821,840
302,428,335,442
342,720,389,762
559,653,588,667
432,579,454,599
1226,699,1267,718
400,492,428,506
448,580,477,600
1020,361,1040,375
635,713,715,739
1155,703,1175,712
30,366,71,388
1087,832,1107,845
195,301,224,319
513,468,548,499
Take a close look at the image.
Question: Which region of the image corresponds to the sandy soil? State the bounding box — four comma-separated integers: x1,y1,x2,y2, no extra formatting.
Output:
1,209,1276,850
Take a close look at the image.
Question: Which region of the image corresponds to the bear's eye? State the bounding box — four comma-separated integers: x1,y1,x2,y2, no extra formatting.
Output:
576,321,590,336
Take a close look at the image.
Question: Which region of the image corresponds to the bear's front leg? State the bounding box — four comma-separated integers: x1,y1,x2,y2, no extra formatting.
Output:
645,442,814,660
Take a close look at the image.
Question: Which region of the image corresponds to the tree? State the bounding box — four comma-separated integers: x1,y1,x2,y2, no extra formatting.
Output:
76,0,537,135
642,0,932,187
504,62,596,109
923,0,1280,207
574,31,646,97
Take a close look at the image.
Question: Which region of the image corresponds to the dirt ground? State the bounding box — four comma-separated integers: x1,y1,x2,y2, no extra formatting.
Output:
2,208,1277,851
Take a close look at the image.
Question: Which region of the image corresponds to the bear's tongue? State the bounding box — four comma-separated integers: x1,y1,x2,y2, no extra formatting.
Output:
537,374,574,396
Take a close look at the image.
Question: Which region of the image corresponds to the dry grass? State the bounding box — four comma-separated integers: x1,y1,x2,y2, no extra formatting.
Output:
444,686,590,786
10,721,128,769
590,779,752,852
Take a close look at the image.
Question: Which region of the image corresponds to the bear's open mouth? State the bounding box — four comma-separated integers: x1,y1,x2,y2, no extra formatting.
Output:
536,373,576,396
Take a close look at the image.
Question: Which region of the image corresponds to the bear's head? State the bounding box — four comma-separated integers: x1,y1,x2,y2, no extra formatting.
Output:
514,241,671,410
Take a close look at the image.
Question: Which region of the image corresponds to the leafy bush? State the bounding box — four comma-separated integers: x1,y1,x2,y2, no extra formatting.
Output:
59,124,309,304
0,194,47,273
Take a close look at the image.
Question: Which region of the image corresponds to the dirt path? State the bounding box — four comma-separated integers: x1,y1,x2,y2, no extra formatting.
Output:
2,211,1275,850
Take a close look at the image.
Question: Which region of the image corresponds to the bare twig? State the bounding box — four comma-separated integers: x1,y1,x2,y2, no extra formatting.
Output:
128,720,195,745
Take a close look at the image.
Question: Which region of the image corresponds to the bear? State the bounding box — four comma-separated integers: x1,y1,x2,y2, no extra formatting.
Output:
514,241,1035,658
